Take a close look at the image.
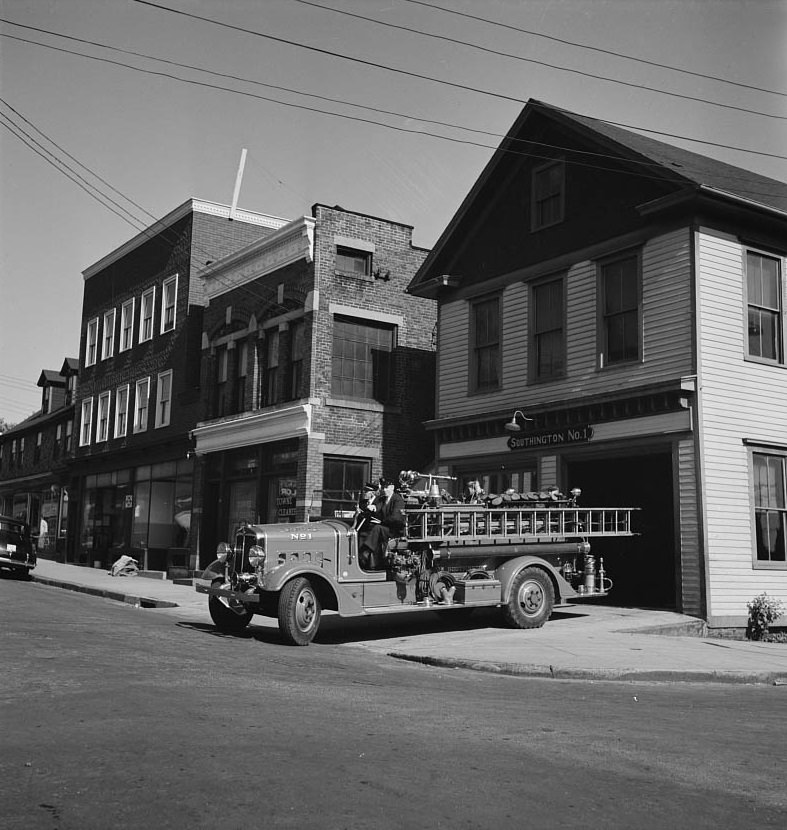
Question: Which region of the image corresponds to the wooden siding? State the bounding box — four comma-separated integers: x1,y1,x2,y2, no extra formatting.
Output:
677,436,703,616
437,228,694,419
696,229,787,623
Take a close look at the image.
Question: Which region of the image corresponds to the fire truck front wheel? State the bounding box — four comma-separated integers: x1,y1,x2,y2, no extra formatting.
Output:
278,577,321,646
208,580,254,634
503,567,554,629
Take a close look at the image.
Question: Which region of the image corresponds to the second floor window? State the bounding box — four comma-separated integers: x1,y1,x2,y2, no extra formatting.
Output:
470,296,500,392
140,287,155,343
65,419,73,452
532,160,565,230
599,252,641,366
102,309,116,360
80,398,93,446
97,392,111,442
34,432,42,463
290,321,305,400
266,330,280,405
332,316,393,402
746,250,783,363
531,276,565,380
161,275,177,334
86,318,99,366
115,385,129,437
236,341,248,412
155,371,173,428
134,378,150,433
120,298,135,351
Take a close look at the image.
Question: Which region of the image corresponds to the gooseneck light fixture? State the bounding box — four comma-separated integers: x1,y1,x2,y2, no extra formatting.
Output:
504,409,533,433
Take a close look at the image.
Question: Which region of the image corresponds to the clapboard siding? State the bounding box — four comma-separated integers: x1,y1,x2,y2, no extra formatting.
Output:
678,437,703,616
697,229,787,621
438,228,694,418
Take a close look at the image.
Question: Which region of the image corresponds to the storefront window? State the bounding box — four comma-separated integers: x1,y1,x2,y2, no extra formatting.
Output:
322,457,370,517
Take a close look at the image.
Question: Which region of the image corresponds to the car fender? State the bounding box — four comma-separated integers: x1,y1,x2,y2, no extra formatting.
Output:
261,564,366,616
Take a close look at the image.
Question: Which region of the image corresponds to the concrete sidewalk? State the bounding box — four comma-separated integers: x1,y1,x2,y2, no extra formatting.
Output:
26,558,787,685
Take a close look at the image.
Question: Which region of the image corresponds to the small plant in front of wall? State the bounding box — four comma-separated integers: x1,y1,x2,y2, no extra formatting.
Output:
746,592,785,642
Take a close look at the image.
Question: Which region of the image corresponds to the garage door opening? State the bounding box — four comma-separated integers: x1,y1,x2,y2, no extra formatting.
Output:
566,453,676,610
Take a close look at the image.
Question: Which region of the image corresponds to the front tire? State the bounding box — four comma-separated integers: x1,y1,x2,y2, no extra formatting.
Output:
278,577,321,646
502,567,554,629
208,578,254,634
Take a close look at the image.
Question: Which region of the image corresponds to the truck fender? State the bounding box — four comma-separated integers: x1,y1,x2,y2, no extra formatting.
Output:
262,565,366,617
495,556,573,604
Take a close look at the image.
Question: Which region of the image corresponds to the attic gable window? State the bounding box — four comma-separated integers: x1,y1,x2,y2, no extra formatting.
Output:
531,160,565,231
335,246,371,278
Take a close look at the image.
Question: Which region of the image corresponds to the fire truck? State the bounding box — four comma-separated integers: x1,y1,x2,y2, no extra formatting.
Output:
196,475,638,646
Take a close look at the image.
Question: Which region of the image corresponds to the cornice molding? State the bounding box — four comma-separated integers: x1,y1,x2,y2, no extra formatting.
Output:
192,404,313,454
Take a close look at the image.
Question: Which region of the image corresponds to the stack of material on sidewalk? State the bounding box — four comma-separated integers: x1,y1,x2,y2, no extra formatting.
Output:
109,555,139,577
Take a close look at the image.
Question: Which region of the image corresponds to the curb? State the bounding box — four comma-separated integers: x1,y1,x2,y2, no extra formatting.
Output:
388,652,787,686
31,575,179,609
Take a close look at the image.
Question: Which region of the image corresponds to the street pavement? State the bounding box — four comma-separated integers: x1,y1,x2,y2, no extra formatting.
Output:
25,558,787,685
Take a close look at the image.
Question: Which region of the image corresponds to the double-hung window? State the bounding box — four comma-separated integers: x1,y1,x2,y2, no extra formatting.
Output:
155,370,173,428
753,451,787,567
161,275,177,334
120,298,135,351
470,296,500,392
97,391,111,442
266,330,280,405
599,251,641,366
102,309,116,360
80,398,94,446
332,316,393,402
530,276,565,380
86,318,99,366
134,378,150,433
531,160,564,231
746,250,783,363
115,385,129,437
140,287,155,343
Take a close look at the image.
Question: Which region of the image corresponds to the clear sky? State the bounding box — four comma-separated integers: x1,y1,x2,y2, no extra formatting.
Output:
1,0,785,425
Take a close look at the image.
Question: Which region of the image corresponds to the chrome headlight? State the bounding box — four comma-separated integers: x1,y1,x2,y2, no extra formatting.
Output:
216,542,232,563
248,545,266,569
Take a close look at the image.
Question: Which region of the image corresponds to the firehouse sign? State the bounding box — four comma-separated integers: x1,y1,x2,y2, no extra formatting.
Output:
508,425,594,450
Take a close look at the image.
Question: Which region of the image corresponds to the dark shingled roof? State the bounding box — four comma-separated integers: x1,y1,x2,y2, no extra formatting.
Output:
530,100,787,214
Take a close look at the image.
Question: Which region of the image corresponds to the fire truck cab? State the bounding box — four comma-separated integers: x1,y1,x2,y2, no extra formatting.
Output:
197,483,638,646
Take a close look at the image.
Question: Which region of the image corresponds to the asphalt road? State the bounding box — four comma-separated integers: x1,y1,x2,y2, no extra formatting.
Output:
2,577,786,829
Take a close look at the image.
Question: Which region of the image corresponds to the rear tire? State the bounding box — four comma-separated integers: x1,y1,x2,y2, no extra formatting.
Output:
278,577,321,646
208,578,254,634
502,567,554,629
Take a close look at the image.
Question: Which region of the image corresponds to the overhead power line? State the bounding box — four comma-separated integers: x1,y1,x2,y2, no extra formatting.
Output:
293,0,786,121
401,0,786,98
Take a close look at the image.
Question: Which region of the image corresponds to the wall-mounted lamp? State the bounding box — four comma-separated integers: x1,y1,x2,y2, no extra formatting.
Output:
504,409,533,433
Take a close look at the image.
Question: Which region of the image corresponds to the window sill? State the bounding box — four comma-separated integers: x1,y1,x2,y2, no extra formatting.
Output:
327,397,400,414
744,355,786,369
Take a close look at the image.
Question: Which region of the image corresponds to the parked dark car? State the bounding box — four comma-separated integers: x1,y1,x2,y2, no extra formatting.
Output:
0,516,36,578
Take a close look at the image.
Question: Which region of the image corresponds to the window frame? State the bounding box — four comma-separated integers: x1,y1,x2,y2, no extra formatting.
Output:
102,308,116,360
322,456,372,518
161,274,178,334
120,298,135,352
139,287,156,343
155,370,173,428
745,248,784,365
86,317,99,367
597,249,642,369
331,315,395,402
751,449,787,569
531,159,565,231
80,397,94,447
133,377,150,433
469,294,501,394
96,391,112,442
529,273,566,382
115,384,129,438
335,245,372,278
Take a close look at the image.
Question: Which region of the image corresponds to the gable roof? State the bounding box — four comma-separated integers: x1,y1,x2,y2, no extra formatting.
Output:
408,99,787,295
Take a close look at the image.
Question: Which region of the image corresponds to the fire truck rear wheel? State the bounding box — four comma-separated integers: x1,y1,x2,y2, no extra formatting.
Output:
503,567,554,629
208,579,254,634
279,576,321,646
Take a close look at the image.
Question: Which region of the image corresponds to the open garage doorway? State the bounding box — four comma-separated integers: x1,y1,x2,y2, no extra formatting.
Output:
566,452,676,610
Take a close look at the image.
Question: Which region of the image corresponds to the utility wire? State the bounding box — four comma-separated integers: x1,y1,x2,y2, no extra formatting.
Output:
2,29,785,183
3,19,783,179
401,0,786,98
125,2,787,158
293,0,786,121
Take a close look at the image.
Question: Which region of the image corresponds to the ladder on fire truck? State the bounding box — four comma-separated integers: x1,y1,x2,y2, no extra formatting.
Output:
403,505,638,545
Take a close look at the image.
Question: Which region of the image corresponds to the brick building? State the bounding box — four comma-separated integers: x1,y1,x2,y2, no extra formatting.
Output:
69,199,290,571
0,357,78,559
192,204,435,566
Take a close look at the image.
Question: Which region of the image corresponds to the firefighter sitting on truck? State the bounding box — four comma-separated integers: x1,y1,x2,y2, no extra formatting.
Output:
358,477,405,570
